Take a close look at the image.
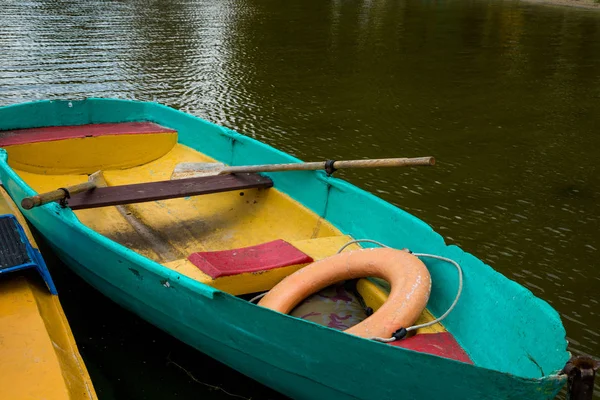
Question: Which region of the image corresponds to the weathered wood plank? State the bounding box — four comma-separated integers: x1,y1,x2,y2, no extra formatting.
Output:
66,173,273,210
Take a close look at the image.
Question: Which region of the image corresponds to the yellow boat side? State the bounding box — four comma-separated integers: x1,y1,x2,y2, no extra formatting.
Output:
0,187,97,400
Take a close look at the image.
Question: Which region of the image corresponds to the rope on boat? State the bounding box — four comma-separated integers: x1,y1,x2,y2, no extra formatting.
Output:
336,239,464,343
249,292,267,303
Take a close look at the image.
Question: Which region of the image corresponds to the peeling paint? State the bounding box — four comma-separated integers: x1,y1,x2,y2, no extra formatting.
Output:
128,268,142,280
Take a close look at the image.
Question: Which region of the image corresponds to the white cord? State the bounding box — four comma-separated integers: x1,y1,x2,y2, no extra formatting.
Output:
405,253,463,332
336,239,463,342
249,292,267,303
337,239,388,254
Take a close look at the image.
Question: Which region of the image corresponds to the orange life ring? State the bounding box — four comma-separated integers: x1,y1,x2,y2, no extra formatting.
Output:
258,248,431,339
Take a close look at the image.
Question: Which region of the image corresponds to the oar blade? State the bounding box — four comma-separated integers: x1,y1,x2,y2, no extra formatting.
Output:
171,162,225,180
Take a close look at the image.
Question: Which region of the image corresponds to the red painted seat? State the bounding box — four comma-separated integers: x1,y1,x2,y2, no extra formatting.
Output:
188,239,314,279
0,122,175,146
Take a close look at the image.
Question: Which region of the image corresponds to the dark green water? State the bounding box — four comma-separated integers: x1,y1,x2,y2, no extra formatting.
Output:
1,0,599,398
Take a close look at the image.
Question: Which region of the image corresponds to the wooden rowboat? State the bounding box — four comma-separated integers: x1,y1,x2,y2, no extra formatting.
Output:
0,185,97,400
0,99,571,399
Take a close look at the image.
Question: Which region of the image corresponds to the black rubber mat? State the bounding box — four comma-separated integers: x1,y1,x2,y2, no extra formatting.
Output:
0,217,31,270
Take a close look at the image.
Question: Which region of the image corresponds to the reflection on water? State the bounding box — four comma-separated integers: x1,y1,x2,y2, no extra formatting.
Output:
1,0,600,398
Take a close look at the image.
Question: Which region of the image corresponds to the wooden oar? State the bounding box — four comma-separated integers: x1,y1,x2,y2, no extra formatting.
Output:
21,171,103,210
171,156,435,180
21,156,435,209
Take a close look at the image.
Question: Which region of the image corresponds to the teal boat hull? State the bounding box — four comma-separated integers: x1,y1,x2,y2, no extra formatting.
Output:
0,99,569,399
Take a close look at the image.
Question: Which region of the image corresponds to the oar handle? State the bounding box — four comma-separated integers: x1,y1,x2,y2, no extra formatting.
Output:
332,157,435,169
21,181,97,210
222,157,435,174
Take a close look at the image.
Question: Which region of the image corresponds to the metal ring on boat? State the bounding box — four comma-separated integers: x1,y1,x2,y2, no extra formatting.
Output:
258,248,432,339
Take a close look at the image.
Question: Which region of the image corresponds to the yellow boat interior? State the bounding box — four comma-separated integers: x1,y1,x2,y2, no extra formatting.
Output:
0,122,471,363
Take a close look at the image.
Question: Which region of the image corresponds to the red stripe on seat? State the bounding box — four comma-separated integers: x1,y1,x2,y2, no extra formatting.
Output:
188,240,313,279
390,332,473,364
0,122,176,146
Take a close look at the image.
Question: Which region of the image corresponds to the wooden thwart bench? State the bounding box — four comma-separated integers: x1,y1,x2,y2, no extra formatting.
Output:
66,173,273,210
